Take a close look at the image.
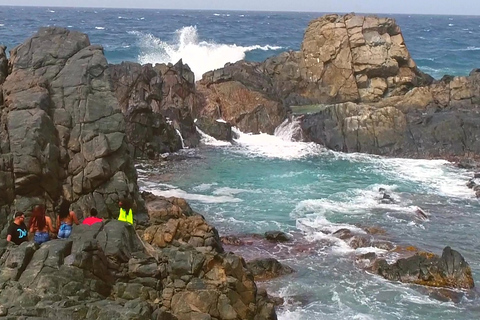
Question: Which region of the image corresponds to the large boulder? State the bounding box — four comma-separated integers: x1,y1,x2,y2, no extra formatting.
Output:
373,246,474,289
0,27,144,230
109,60,200,159
300,14,431,103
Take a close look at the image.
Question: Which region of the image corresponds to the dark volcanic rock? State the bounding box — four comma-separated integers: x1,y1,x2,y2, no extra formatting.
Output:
109,60,200,159
196,116,233,141
0,27,144,226
264,231,292,243
373,246,474,289
247,258,295,281
0,196,277,319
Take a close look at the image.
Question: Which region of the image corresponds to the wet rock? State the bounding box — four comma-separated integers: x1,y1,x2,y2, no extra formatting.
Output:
373,246,474,289
196,117,233,141
264,231,292,243
220,235,244,246
109,60,200,159
247,258,295,281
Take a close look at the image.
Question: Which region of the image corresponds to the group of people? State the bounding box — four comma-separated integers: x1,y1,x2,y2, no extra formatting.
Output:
6,199,133,246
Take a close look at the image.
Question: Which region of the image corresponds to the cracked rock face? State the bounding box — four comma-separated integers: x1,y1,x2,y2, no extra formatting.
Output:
300,14,432,103
0,27,143,228
108,61,200,159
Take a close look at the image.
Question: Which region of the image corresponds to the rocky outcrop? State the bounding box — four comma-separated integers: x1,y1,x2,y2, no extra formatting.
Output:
196,67,287,134
300,14,432,103
0,194,277,319
373,246,474,289
246,258,295,281
109,60,200,159
0,27,144,230
194,13,433,136
299,70,480,157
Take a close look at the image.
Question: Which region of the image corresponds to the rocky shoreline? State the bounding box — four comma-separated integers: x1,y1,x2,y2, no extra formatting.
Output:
0,12,478,319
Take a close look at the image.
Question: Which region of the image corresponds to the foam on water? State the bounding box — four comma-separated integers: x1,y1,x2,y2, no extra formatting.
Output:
331,152,472,198
146,185,243,204
196,127,231,146
131,26,282,81
230,127,325,160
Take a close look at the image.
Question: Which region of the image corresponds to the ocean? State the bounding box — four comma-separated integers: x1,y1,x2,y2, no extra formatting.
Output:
2,6,480,320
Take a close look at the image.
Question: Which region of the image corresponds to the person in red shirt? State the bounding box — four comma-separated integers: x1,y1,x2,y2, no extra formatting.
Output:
82,208,103,226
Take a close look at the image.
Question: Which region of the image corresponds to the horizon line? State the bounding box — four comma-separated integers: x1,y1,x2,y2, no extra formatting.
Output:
0,4,479,17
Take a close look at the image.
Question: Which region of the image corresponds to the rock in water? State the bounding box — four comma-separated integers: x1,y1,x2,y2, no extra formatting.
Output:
373,246,474,289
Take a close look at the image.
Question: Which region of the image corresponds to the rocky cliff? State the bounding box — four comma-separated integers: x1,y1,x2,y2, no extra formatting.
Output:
0,27,144,231
109,60,200,159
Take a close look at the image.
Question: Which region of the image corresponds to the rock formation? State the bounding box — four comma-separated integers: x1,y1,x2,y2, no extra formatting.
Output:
299,71,480,157
0,195,277,319
0,27,144,230
109,60,200,159
193,13,433,137
374,246,474,289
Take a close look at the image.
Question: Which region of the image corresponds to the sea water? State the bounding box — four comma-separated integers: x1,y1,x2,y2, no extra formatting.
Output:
138,127,480,319
2,6,480,319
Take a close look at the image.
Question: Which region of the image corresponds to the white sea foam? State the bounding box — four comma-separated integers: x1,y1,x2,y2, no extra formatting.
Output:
230,127,325,160
95,26,105,30
212,187,254,196
192,183,217,192
330,152,472,198
147,186,242,203
196,127,231,146
130,26,282,81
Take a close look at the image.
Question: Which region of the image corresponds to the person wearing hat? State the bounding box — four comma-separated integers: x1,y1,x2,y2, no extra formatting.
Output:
7,211,28,245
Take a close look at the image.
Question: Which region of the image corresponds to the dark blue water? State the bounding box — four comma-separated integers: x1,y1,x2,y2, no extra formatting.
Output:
1,7,480,79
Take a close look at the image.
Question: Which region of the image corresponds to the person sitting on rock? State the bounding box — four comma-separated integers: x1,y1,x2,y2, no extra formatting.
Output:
29,205,55,244
7,211,28,245
118,198,133,225
82,208,103,226
56,200,79,239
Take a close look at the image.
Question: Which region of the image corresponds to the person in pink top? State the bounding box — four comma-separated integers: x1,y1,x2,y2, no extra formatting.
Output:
82,208,103,226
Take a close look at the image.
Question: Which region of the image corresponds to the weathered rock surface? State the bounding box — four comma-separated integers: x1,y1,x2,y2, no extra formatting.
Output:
373,246,474,289
193,13,432,136
0,27,144,230
109,60,200,159
246,258,295,281
299,71,480,157
0,194,277,319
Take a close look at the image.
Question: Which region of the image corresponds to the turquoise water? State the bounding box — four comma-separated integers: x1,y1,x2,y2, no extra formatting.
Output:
139,128,480,319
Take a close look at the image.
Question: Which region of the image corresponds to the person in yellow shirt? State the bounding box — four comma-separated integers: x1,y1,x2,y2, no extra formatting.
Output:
118,199,133,225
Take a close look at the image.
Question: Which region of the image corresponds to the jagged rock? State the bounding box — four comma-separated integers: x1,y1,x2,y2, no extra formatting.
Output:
195,75,287,134
0,27,144,227
0,195,277,319
373,246,474,289
109,61,200,159
246,258,295,281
